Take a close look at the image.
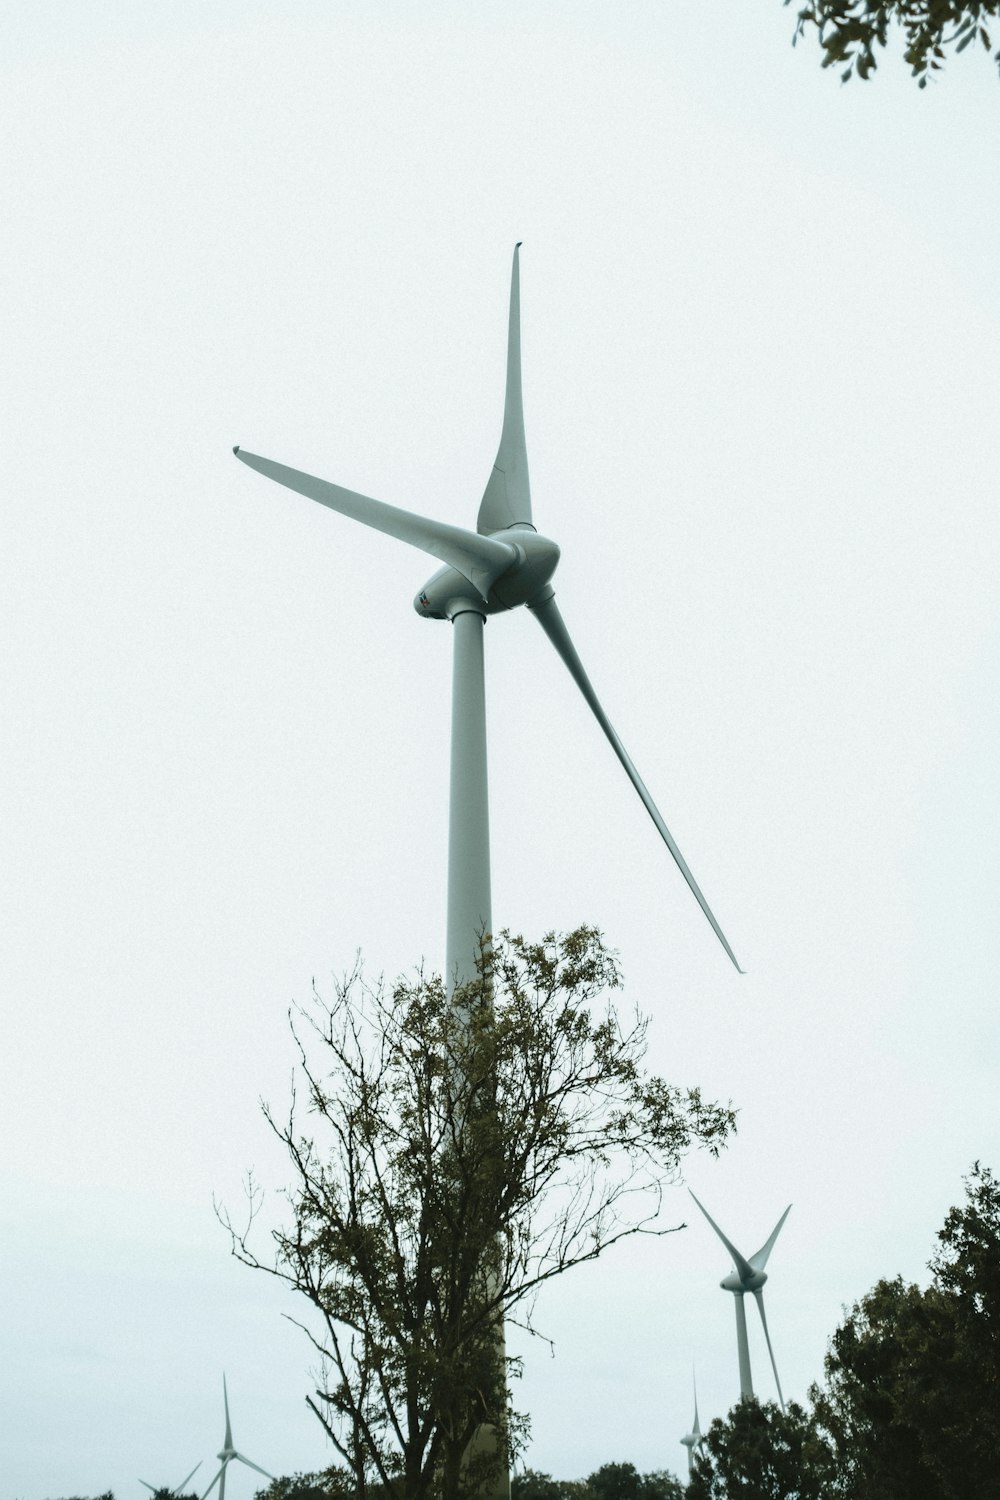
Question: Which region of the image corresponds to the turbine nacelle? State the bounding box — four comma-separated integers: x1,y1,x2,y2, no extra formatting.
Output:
721,1268,767,1293
414,528,560,619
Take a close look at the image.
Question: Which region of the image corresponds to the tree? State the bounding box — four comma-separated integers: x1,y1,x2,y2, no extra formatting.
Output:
810,1164,1000,1499
686,1399,837,1500
223,927,735,1500
930,1159,1000,1337
788,0,1000,84
586,1464,684,1500
254,1472,355,1500
510,1472,591,1500
810,1276,969,1498
256,1476,358,1500
510,1465,682,1500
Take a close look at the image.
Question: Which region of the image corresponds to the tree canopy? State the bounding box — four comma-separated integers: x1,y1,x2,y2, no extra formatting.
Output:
585,1463,683,1500
511,1466,682,1500
812,1161,1000,1498
788,1,1000,83
225,927,734,1500
686,1400,837,1500
254,1472,355,1500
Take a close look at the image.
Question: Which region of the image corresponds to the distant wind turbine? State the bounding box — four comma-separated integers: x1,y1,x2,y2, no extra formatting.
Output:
689,1191,790,1408
233,244,741,988
140,1465,201,1497
199,1377,272,1500
679,1374,704,1479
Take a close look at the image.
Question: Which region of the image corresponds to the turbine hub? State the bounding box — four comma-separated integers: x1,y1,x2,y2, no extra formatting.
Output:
415,528,559,620
722,1269,767,1293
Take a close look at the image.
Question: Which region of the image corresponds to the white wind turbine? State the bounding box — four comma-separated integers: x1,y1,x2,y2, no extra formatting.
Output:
234,245,741,988
140,1465,201,1496
679,1374,704,1480
199,1377,273,1500
689,1191,790,1409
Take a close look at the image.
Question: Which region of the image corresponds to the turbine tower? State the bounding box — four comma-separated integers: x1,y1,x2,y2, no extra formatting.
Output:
689,1191,790,1408
234,245,741,987
679,1374,703,1480
199,1376,272,1500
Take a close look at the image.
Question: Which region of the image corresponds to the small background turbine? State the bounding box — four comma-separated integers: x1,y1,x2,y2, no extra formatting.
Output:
679,1374,704,1480
199,1376,272,1500
690,1191,790,1409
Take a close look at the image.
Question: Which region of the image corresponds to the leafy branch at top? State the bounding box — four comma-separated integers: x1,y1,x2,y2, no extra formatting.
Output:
787,0,1000,83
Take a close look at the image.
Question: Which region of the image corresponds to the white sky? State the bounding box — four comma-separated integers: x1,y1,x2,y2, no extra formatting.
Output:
3,2,999,1493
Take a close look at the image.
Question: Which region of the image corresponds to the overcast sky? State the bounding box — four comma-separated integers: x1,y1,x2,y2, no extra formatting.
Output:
3,2,1000,1494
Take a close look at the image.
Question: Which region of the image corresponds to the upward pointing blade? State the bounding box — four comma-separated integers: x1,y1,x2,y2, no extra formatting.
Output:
233,448,517,602
478,243,532,533
749,1204,792,1272
223,1373,233,1451
688,1191,756,1282
530,593,742,971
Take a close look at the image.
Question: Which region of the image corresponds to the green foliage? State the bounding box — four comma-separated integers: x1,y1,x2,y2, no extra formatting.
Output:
511,1472,592,1500
254,1471,355,1500
633,1475,684,1500
586,1464,683,1500
511,1466,682,1500
930,1159,1000,1328
812,1162,1000,1499
787,0,1000,84
224,928,733,1500
686,1399,836,1500
811,1277,964,1497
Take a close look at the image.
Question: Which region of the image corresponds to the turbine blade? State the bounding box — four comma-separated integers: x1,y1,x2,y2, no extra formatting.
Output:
688,1191,756,1282
139,1483,155,1493
529,594,742,970
223,1373,233,1450
234,1453,274,1480
749,1204,792,1272
234,448,517,602
478,242,532,534
175,1464,202,1494
753,1289,785,1410
199,1465,225,1500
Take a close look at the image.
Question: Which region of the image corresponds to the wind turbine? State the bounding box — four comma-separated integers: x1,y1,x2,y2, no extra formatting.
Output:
140,1465,201,1497
233,245,741,987
689,1191,790,1409
679,1374,704,1480
199,1376,273,1500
